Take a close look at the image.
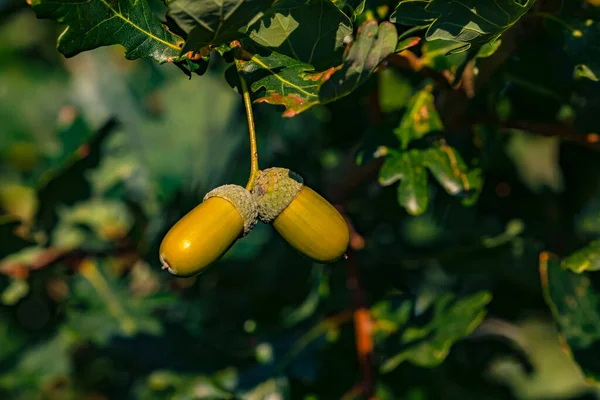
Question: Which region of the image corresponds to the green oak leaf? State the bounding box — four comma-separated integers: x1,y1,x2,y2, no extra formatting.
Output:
237,20,394,117
319,20,398,103
424,145,482,203
167,0,272,53
372,291,491,373
235,50,331,117
248,0,352,70
66,259,171,345
393,87,443,149
390,0,535,54
540,252,600,381
562,241,600,273
30,0,186,63
378,145,482,215
564,19,600,82
379,149,429,216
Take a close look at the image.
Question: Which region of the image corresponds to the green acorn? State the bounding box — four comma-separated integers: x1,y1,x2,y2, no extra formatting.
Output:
252,167,350,263
159,184,258,277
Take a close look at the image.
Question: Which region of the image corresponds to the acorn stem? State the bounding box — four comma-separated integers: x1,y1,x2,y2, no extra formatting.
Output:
236,61,259,191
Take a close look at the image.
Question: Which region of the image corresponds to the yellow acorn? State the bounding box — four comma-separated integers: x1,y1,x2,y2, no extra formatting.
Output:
252,168,350,263
159,184,258,277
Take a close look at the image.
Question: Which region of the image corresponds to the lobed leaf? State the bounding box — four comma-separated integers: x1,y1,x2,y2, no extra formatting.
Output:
236,50,332,117
424,145,481,199
248,0,352,70
390,0,536,54
319,20,398,103
372,291,492,373
30,0,186,63
540,252,600,381
378,144,482,215
168,0,273,53
379,149,429,216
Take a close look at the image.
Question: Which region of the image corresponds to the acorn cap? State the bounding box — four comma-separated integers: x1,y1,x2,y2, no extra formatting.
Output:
252,168,304,223
203,184,258,235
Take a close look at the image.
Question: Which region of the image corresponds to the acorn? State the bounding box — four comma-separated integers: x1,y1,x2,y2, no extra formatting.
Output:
252,168,350,263
159,184,258,277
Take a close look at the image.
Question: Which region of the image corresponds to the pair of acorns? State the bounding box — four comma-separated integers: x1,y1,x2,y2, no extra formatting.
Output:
159,167,351,277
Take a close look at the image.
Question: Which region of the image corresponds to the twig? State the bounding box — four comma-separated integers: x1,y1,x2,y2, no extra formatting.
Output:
475,117,600,152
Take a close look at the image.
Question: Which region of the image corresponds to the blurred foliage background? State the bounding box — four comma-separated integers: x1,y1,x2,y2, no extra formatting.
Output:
3,0,600,399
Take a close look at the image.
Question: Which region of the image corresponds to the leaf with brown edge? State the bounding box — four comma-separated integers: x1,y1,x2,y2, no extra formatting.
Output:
319,20,398,103
235,50,336,117
424,145,482,204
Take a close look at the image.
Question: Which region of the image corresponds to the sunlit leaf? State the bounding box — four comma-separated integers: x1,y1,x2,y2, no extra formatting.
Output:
1,278,29,305
390,0,536,54
372,291,491,373
424,145,482,200
540,252,600,381
393,87,443,149
378,145,482,215
320,20,398,103
30,0,186,63
395,35,422,52
235,50,330,117
168,0,272,53
506,130,564,194
0,183,38,224
379,149,429,216
420,39,468,72
248,0,352,70
562,241,600,273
